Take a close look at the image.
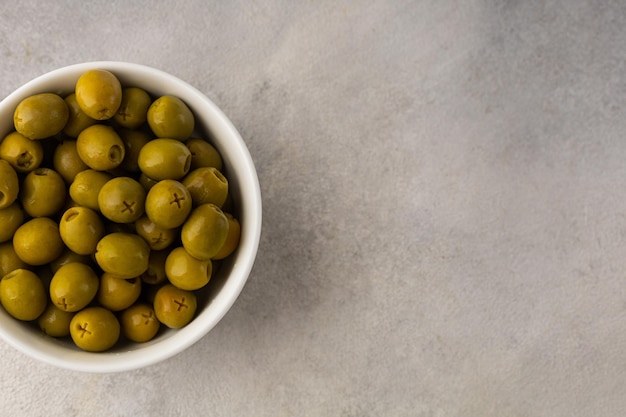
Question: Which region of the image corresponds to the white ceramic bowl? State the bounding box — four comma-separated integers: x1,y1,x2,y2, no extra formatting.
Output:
0,62,262,372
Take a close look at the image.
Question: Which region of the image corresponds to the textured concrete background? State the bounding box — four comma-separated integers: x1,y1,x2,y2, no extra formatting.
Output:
2,1,626,415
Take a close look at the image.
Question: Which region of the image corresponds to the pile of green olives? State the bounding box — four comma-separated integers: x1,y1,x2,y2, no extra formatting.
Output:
0,69,241,352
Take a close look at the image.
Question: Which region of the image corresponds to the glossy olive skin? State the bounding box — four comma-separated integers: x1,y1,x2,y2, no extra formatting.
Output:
120,303,160,343
114,87,151,129
118,128,151,172
95,232,150,279
76,124,126,171
153,284,197,329
70,306,120,352
49,262,99,312
135,215,177,251
137,138,192,181
14,93,69,139
0,202,24,243
98,177,146,223
97,273,141,311
0,269,46,321
182,167,228,208
75,69,122,120
213,213,241,260
53,140,88,183
69,169,112,211
37,303,75,337
165,246,212,291
181,204,229,260
13,217,64,266
0,131,44,173
141,249,170,285
0,159,19,209
63,93,97,138
147,96,195,141
0,242,27,279
145,180,192,229
59,206,105,255
186,138,222,171
20,168,66,217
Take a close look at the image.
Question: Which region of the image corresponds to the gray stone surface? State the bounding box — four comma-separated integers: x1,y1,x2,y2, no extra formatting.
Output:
2,0,626,415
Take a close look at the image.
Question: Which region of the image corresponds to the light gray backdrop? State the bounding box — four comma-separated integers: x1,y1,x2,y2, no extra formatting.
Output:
1,1,626,416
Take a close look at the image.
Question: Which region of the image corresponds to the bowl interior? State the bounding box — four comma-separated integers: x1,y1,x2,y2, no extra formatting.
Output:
0,62,261,372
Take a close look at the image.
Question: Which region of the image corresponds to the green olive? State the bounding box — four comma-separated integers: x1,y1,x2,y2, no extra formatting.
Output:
0,131,44,173
49,262,99,312
118,128,151,172
59,206,105,255
153,284,197,329
213,213,241,260
181,204,229,260
95,232,150,279
0,202,24,243
137,138,192,180
76,124,125,171
186,138,223,171
165,246,212,291
145,180,192,229
13,93,69,139
0,242,27,280
63,93,97,137
69,169,112,211
53,140,88,183
20,168,66,217
70,306,120,352
0,269,46,321
140,249,170,285
97,177,146,223
139,173,158,192
114,87,152,129
134,215,177,251
75,69,122,120
0,159,19,209
120,303,160,343
97,273,141,311
49,248,92,274
182,167,228,208
37,303,75,337
13,217,64,265
147,95,195,141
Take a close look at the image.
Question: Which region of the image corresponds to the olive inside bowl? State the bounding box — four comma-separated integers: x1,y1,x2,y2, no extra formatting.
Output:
0,62,262,372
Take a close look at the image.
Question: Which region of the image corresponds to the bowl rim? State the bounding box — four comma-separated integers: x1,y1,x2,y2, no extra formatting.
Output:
0,61,262,372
